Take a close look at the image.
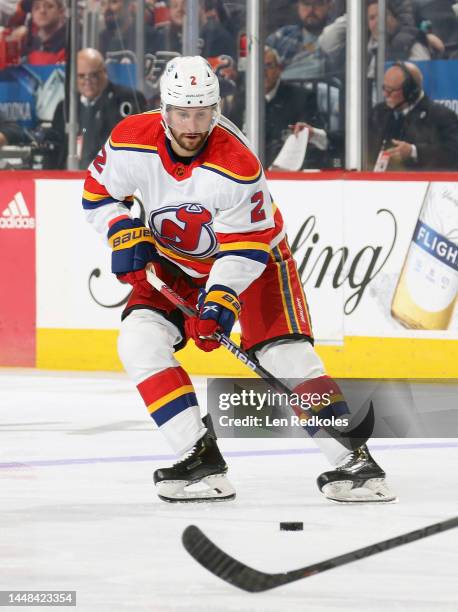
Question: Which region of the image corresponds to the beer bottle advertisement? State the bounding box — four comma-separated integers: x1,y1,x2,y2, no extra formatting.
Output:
391,183,458,330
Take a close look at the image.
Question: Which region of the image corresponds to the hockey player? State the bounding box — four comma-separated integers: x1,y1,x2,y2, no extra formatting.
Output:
82,55,395,504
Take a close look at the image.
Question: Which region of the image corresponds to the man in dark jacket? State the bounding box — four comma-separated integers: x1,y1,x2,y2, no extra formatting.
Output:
50,48,146,169
369,61,458,170
264,46,329,168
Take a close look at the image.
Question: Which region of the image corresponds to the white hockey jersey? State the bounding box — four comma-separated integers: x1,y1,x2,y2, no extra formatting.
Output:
82,111,286,295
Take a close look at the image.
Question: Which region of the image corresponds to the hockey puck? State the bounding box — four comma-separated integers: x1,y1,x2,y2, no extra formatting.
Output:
279,522,303,531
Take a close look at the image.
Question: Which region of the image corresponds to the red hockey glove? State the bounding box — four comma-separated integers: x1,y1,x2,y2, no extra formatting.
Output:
185,285,241,352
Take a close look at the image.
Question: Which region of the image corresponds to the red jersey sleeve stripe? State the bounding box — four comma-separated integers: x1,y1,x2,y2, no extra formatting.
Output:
84,173,112,196
216,227,275,246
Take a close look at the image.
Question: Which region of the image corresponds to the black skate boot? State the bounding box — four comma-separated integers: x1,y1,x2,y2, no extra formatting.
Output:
317,444,396,503
154,414,236,503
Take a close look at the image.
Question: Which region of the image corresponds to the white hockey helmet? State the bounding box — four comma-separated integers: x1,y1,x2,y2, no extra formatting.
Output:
160,56,221,139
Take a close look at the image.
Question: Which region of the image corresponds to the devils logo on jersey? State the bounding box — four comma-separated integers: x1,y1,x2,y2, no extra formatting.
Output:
149,203,217,258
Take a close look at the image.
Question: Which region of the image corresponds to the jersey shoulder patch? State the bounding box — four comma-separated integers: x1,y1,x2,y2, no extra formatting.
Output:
201,124,262,184
109,110,163,153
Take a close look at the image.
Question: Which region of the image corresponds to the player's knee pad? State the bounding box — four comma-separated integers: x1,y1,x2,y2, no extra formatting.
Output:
118,309,182,384
255,338,325,380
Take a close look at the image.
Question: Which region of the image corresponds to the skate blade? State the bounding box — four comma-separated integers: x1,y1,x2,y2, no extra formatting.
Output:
156,473,236,503
322,478,398,503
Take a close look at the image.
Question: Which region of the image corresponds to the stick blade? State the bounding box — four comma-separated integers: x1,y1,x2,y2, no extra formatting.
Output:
182,525,286,593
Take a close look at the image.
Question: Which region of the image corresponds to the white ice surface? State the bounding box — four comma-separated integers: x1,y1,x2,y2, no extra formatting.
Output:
0,369,456,612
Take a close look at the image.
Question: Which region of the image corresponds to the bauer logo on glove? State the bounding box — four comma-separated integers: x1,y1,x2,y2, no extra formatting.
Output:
109,226,154,250
107,217,157,275
107,217,161,298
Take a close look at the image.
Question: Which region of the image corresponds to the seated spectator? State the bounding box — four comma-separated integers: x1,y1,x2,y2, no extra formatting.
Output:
99,0,156,59
263,46,329,168
48,48,146,169
0,109,23,146
266,0,343,80
367,0,430,77
368,61,458,170
22,0,66,64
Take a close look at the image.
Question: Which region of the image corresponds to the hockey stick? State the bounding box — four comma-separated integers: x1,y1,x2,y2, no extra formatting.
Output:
182,516,458,593
145,268,373,450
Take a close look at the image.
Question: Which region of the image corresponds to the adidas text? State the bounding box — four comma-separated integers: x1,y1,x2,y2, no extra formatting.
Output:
0,216,35,229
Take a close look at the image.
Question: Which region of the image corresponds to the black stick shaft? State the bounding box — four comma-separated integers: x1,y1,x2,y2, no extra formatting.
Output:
285,516,458,583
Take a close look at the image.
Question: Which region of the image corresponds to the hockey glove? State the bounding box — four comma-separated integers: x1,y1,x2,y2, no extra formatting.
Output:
108,218,160,297
185,285,241,352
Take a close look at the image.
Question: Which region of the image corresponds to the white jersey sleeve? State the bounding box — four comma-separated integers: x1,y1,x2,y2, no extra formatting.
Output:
82,137,137,237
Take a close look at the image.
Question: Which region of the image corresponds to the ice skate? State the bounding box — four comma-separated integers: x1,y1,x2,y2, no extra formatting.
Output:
317,445,397,503
153,415,235,503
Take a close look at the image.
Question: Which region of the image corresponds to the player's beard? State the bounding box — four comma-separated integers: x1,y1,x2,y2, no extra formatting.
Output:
171,129,208,154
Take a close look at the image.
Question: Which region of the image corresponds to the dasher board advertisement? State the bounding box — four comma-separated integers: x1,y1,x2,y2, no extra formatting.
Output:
269,179,458,340
34,177,458,341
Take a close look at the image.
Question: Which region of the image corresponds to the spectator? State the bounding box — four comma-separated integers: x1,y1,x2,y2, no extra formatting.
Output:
99,0,156,58
22,0,66,64
266,0,343,80
332,0,419,57
0,109,23,146
49,48,146,169
368,61,458,170
263,46,329,168
367,0,430,77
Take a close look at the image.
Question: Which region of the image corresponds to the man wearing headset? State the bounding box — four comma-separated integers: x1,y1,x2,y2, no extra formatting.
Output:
82,56,395,504
369,61,458,171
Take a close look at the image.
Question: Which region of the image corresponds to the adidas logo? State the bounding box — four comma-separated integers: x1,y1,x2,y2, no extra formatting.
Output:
0,192,35,229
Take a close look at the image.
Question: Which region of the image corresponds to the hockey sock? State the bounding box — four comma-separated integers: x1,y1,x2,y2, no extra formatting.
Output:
137,366,205,455
291,376,350,435
292,376,352,465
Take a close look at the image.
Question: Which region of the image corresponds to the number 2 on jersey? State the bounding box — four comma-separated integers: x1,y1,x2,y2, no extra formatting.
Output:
250,191,266,223
93,145,107,173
